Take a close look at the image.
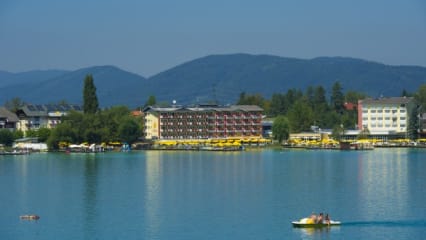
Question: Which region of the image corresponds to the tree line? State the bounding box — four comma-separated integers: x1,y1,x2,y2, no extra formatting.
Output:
1,77,426,148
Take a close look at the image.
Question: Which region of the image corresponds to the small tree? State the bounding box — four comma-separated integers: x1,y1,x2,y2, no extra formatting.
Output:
144,95,156,107
331,124,344,141
272,116,290,144
358,128,370,140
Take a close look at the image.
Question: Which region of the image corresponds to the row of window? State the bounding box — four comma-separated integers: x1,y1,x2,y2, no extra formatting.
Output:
362,109,406,114
362,117,406,121
367,124,406,128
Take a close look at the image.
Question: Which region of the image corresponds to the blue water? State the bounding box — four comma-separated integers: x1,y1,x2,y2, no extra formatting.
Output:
0,148,425,239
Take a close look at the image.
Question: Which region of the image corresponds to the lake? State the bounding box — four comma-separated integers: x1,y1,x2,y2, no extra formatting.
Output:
1,148,425,239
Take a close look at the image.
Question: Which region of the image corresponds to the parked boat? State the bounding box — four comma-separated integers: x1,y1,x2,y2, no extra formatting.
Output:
20,214,40,220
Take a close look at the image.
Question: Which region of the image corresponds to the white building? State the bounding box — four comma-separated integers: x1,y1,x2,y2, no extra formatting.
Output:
358,97,414,138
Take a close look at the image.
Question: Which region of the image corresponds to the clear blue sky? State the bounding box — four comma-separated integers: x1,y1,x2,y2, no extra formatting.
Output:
1,0,425,77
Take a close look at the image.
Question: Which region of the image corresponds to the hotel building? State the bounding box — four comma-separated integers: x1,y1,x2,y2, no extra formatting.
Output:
143,105,263,140
358,97,415,138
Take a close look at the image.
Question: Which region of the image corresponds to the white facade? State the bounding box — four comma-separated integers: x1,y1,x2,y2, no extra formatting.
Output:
358,97,414,135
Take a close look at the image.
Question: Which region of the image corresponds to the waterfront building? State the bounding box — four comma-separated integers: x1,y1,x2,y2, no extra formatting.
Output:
357,97,415,139
143,105,263,140
0,107,19,130
15,104,83,132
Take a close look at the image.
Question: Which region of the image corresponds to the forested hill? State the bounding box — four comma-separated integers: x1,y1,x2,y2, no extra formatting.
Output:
148,54,426,104
1,54,426,107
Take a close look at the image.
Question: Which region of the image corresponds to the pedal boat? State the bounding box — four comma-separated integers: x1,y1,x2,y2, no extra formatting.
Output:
292,218,340,228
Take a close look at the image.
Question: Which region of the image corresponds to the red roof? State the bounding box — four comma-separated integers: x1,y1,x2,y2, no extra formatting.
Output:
344,102,357,111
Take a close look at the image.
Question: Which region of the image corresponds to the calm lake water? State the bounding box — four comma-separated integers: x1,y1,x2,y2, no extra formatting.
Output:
0,148,425,239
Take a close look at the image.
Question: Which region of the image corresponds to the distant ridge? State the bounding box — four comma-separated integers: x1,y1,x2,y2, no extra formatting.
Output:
1,54,426,107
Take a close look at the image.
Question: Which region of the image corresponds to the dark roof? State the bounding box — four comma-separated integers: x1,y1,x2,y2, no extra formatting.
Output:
19,104,83,117
361,97,414,105
0,107,19,122
144,105,263,113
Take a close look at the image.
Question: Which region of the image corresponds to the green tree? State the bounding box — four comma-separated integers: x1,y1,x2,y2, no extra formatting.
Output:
0,129,14,146
312,86,329,127
272,116,290,143
306,86,315,108
345,91,366,104
269,93,286,117
287,98,314,132
331,81,345,114
144,95,157,107
408,104,419,140
237,92,247,104
237,92,265,107
118,117,141,144
331,124,344,141
401,89,413,97
358,128,370,140
25,129,37,138
47,121,77,149
13,130,24,140
83,74,99,114
37,128,51,142
415,84,426,114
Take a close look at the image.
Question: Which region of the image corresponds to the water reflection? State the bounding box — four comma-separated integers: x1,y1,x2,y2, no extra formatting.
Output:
144,151,162,239
293,226,340,239
358,149,408,219
83,154,99,238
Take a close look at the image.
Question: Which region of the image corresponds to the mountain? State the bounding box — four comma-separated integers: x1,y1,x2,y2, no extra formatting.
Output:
0,66,148,108
0,70,68,88
1,54,426,107
149,54,426,104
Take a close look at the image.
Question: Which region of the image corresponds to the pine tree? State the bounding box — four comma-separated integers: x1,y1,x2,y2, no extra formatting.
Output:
331,81,345,114
83,74,99,114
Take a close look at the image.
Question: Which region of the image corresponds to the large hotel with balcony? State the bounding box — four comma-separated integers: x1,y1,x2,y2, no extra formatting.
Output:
357,97,415,138
143,105,263,140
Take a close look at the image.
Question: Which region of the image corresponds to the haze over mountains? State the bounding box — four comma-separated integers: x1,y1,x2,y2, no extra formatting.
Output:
1,54,425,108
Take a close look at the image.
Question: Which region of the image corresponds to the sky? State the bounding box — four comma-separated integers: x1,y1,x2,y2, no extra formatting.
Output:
1,0,425,77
